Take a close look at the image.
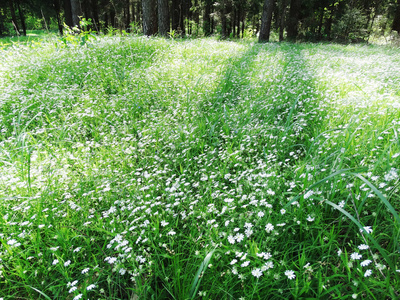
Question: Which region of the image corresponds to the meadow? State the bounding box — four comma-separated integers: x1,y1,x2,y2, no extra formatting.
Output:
0,35,399,299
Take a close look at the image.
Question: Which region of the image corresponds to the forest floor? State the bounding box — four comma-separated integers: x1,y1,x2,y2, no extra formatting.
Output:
0,36,400,299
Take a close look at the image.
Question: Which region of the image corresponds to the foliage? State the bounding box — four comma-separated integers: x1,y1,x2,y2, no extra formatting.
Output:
332,5,369,42
0,37,400,299
128,22,142,35
58,18,96,47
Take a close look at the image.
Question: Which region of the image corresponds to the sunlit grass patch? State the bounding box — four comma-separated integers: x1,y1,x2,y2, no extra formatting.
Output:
0,37,399,299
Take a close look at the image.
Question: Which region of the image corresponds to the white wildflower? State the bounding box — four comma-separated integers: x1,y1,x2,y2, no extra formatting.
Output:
364,269,372,277
251,268,263,278
350,252,362,260
265,223,274,233
284,270,296,280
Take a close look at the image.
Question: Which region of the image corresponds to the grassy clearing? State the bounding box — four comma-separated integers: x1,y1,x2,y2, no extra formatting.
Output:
0,30,59,50
0,36,399,299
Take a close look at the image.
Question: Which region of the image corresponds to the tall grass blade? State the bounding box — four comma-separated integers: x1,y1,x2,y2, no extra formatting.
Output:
27,285,52,300
351,173,400,225
187,248,216,300
324,200,398,279
285,167,367,208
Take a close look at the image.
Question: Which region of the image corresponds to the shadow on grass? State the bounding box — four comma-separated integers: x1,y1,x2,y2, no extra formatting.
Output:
196,41,327,163
188,42,330,299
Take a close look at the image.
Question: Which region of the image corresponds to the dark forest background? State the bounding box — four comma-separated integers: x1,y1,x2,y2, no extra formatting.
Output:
1,0,400,43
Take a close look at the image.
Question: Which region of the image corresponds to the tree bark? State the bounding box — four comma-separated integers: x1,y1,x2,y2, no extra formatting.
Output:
203,0,212,36
142,0,158,35
126,0,131,31
220,0,228,38
241,11,245,38
259,0,274,42
64,0,73,28
236,7,240,37
16,0,26,36
132,1,136,23
171,0,180,31
109,7,116,27
238,6,243,38
393,0,400,32
104,12,109,28
317,6,324,38
287,0,300,41
180,0,187,35
232,7,237,37
187,0,193,35
193,0,200,31
0,9,4,36
91,0,100,32
158,0,169,36
8,0,20,35
53,0,63,35
70,0,82,28
136,1,141,25
278,0,286,41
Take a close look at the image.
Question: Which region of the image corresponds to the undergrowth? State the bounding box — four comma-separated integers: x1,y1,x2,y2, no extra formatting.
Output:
0,36,399,299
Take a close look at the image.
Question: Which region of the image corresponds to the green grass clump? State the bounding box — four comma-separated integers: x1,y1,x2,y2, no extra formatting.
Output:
0,36,399,299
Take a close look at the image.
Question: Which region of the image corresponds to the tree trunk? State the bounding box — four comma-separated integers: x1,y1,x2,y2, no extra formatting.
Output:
82,0,89,20
91,0,100,32
211,7,215,33
287,0,300,41
279,0,286,41
132,1,136,23
180,0,186,35
64,0,73,27
136,1,141,25
158,0,169,36
316,7,323,38
53,0,63,35
393,0,400,32
203,0,212,36
142,0,157,35
8,0,20,34
238,7,243,38
259,0,274,42
185,0,192,35
226,1,232,37
193,0,200,31
104,12,109,28
70,0,82,27
232,7,237,37
126,0,131,31
110,7,116,27
241,11,245,38
220,0,228,38
171,0,180,31
0,9,4,35
16,0,26,36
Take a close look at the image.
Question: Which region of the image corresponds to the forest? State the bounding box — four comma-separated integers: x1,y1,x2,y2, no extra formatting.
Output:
1,0,400,42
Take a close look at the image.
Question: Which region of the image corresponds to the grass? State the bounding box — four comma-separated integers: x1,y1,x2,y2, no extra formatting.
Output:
0,35,399,299
0,30,58,49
